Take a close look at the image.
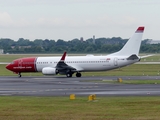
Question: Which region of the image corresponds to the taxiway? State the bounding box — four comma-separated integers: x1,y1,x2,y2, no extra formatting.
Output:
0,76,160,96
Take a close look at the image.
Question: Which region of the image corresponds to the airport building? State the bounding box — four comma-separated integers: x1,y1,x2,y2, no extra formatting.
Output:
0,49,4,54
146,39,160,44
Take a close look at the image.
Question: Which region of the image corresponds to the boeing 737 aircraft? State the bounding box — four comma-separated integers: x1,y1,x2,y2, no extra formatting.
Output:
6,26,145,77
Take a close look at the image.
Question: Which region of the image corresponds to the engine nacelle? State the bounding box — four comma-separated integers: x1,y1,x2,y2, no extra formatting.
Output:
42,67,57,75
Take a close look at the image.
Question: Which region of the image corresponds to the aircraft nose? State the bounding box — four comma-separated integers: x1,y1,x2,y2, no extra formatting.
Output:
6,63,12,71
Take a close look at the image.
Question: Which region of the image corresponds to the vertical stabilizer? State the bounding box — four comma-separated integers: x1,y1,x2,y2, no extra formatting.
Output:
110,26,144,56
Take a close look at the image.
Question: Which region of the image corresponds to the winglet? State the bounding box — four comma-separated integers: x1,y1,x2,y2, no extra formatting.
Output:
136,26,144,33
60,52,67,61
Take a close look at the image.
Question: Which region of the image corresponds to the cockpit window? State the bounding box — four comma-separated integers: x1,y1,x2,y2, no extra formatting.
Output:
11,62,14,64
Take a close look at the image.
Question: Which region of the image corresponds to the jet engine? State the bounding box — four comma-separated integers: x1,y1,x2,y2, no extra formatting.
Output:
42,67,58,75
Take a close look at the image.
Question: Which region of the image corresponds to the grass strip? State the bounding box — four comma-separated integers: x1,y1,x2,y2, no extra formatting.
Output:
91,79,160,84
0,96,160,120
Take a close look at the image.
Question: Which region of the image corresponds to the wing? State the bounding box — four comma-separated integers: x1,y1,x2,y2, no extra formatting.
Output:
56,52,76,73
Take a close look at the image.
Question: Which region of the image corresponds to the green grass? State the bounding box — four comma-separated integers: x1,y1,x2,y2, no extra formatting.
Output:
0,96,159,120
91,79,160,84
141,54,160,62
121,80,160,84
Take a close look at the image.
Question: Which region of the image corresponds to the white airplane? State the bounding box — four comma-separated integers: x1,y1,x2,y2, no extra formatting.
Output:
6,26,145,77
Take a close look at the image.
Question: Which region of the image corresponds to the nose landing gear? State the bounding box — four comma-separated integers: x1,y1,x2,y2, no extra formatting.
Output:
18,73,21,78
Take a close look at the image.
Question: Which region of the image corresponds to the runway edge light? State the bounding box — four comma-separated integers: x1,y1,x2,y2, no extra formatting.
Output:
88,94,96,101
117,78,123,83
70,94,75,100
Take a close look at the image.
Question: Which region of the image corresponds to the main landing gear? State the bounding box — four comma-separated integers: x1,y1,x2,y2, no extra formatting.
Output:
66,73,73,77
66,72,82,77
76,72,81,77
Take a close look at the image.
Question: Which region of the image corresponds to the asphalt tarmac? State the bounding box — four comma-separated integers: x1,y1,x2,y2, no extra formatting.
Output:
0,76,160,96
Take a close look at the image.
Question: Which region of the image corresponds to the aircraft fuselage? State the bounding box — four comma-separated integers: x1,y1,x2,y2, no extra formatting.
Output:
6,55,138,73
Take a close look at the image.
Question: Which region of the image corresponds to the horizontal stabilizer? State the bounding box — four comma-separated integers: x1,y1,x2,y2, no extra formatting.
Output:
127,54,139,60
140,54,155,58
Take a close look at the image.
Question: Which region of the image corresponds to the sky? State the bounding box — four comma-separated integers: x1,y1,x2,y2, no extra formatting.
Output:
0,0,160,41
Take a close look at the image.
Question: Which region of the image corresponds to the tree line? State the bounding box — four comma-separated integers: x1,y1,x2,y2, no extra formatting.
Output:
0,37,158,54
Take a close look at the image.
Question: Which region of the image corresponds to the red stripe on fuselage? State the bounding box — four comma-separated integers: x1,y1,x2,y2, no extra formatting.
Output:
6,57,37,73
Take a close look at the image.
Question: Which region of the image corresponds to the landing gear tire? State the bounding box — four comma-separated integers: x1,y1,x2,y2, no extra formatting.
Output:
18,73,21,78
76,72,81,77
66,73,72,77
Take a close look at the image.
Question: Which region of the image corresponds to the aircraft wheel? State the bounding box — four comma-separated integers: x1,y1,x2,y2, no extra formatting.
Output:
66,73,72,77
76,72,81,77
18,73,21,78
